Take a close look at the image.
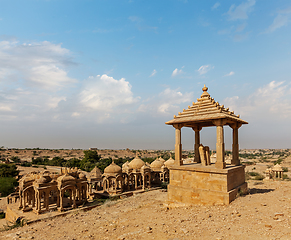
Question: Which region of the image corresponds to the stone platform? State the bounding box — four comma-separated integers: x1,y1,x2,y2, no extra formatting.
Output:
167,163,247,206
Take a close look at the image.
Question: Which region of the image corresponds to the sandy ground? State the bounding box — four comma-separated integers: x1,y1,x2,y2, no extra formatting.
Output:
1,179,291,240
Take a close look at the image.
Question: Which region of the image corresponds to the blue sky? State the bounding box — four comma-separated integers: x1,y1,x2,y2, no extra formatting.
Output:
0,0,291,150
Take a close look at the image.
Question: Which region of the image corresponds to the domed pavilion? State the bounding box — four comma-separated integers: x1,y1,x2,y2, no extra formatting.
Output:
102,160,124,194
165,85,248,205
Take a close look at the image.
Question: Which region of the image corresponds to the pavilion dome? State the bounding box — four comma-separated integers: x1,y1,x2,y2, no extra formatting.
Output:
104,161,122,174
90,166,102,178
122,161,130,169
22,175,34,184
128,155,145,170
165,156,175,167
150,158,164,169
36,175,50,184
78,172,87,180
57,173,76,183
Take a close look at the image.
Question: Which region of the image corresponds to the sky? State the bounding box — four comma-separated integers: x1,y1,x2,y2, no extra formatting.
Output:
0,0,291,150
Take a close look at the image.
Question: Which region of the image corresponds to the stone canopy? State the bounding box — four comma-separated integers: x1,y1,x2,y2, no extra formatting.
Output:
165,85,249,205
165,85,248,169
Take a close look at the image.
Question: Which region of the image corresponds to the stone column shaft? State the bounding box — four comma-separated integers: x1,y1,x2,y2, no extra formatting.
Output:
232,126,239,165
174,124,183,166
215,121,226,169
193,126,202,163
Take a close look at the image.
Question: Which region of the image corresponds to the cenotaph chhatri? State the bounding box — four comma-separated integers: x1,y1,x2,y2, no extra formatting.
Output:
166,85,248,205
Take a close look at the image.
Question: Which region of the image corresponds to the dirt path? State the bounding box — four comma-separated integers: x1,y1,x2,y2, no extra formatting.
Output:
1,179,291,240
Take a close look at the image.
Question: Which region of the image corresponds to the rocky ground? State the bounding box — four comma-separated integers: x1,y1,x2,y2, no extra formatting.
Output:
1,179,291,240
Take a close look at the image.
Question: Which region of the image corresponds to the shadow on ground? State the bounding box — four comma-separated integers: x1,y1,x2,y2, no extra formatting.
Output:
248,188,275,195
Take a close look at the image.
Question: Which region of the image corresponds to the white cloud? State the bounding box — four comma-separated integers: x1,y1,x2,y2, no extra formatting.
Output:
138,87,193,115
128,16,158,32
236,23,247,32
79,74,139,112
223,81,291,120
128,16,142,23
0,40,76,90
227,0,255,21
0,40,76,122
71,112,80,117
224,71,235,77
197,65,213,75
265,14,290,33
149,69,157,77
171,67,184,77
212,2,220,10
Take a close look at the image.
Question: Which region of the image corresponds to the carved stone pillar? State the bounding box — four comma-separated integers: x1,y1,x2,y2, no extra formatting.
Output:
230,122,242,166
45,191,49,211
173,124,183,166
19,191,23,209
72,189,76,208
57,191,60,207
213,119,226,169
134,175,137,189
59,191,64,211
192,126,202,163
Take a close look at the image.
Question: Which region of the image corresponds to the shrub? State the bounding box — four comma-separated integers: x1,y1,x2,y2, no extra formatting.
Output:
2,218,27,231
273,159,283,165
246,171,264,181
283,167,288,172
20,162,32,167
10,156,21,163
0,211,5,219
248,171,260,176
0,164,19,177
283,174,289,180
254,174,265,181
0,177,18,197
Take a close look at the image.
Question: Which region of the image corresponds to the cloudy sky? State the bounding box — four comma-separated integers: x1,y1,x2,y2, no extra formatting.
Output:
0,0,291,150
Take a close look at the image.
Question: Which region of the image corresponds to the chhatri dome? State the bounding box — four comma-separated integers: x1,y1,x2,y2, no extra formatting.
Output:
104,160,122,174
128,153,145,170
164,155,175,167
150,157,164,169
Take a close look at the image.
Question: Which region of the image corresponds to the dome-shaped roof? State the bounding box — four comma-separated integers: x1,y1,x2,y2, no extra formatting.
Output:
128,155,145,170
158,156,165,163
150,159,164,169
22,175,34,183
104,161,122,174
78,172,87,180
273,164,283,171
36,175,49,184
90,166,102,178
57,173,76,182
122,161,130,168
164,156,175,167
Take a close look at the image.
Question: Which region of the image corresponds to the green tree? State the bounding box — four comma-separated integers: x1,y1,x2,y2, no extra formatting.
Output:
0,164,19,177
10,156,21,163
83,150,101,163
0,177,18,197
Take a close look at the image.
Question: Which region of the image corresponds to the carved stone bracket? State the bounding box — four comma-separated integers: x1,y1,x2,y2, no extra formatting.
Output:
212,119,228,126
192,125,202,132
229,122,242,129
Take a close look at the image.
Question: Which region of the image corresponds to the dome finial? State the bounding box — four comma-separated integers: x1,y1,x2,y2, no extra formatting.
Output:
202,84,208,92
201,84,210,98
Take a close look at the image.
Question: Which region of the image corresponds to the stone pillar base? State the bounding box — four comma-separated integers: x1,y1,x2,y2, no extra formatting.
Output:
167,164,247,205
